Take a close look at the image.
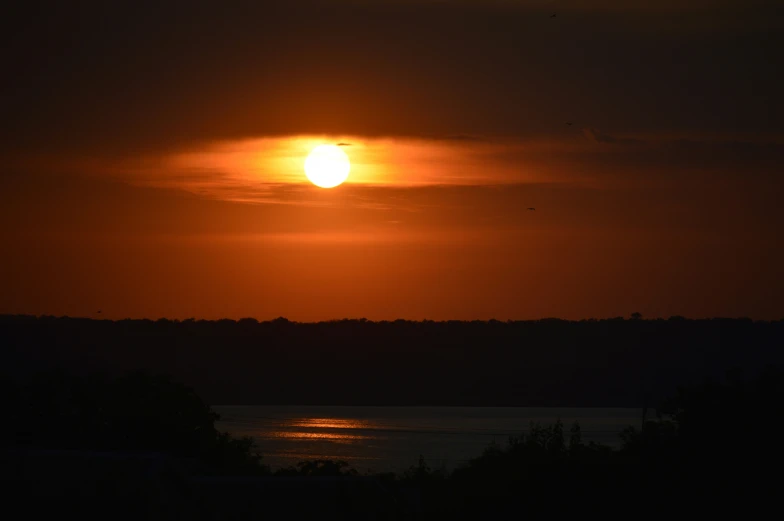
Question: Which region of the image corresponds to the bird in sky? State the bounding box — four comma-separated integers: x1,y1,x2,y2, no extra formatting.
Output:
550,14,557,18
566,122,573,126
527,207,536,211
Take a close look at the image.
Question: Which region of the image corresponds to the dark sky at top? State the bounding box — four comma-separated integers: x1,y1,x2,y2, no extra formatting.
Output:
3,0,781,155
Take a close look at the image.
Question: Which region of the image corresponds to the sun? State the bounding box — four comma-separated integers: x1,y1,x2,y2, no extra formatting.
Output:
304,144,351,188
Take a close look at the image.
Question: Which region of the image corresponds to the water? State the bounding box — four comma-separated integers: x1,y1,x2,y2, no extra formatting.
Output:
214,406,643,474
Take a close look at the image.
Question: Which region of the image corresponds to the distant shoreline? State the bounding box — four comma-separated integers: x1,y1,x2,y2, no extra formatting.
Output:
4,314,782,408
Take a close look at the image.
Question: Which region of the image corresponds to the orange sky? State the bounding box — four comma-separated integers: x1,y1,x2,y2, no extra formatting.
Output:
1,0,783,320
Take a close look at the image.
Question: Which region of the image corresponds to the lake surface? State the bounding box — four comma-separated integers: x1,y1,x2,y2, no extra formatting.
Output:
214,406,643,473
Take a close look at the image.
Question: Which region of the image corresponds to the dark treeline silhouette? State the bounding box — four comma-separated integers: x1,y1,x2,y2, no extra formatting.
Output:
3,314,783,406
2,314,782,406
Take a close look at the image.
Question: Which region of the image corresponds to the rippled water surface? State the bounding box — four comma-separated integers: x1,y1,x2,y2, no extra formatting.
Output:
214,406,642,473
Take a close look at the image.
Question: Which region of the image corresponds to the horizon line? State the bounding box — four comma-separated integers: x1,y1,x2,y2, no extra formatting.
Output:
1,314,777,324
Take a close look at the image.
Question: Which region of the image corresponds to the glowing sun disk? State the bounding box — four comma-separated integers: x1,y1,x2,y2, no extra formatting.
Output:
304,145,350,188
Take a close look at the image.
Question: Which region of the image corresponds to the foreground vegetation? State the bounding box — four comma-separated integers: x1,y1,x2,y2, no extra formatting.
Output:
4,367,782,519
3,372,267,476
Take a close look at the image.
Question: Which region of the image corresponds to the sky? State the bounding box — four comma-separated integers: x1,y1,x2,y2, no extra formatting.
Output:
1,0,783,321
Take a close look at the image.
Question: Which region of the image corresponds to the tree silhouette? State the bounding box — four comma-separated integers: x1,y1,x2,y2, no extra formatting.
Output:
6,371,268,475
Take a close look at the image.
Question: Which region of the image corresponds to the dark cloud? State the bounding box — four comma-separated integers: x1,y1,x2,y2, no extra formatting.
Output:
557,136,784,181
1,0,782,158
657,138,784,171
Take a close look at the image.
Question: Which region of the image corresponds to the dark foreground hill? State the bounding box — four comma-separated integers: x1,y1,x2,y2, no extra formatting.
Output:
2,315,782,406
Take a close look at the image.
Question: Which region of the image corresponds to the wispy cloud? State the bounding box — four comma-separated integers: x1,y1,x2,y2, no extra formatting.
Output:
55,132,784,209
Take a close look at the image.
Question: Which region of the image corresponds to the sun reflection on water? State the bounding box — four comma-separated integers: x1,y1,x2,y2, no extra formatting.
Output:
291,418,372,430
269,431,372,442
263,417,380,445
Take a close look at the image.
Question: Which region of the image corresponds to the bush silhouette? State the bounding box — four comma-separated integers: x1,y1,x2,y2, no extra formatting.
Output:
7,371,268,475
275,459,357,477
